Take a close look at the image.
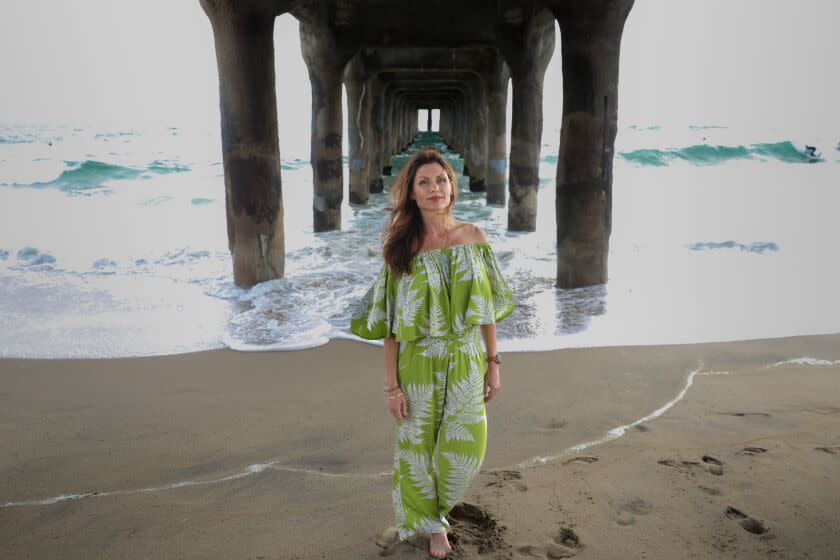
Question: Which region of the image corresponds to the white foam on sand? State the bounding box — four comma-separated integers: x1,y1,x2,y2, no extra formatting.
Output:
766,356,840,368
515,366,730,468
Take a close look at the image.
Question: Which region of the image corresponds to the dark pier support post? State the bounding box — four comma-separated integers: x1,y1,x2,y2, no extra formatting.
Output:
498,10,555,231
367,76,384,192
405,101,413,147
392,96,402,154
484,56,510,204
552,0,634,287
381,82,394,175
368,74,384,193
299,19,353,231
467,76,488,192
201,2,284,288
426,107,432,131
344,53,371,205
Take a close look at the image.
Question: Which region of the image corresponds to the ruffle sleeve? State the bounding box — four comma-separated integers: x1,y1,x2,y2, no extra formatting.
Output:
349,263,398,340
461,242,515,326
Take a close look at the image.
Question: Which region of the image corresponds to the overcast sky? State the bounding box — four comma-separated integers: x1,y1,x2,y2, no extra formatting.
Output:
0,0,837,142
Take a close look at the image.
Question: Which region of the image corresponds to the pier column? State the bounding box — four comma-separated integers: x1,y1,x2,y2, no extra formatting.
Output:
344,53,371,205
201,3,284,287
368,74,385,193
484,56,510,204
553,0,634,287
467,76,488,192
394,97,402,154
381,82,394,175
498,10,555,231
299,20,354,231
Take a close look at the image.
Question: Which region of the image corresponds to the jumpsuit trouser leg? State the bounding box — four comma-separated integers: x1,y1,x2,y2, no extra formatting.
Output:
391,326,488,540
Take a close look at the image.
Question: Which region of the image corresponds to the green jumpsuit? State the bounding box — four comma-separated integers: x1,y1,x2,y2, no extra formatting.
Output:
350,241,515,540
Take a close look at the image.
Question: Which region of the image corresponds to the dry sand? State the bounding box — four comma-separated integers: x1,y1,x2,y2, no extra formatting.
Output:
1,334,838,559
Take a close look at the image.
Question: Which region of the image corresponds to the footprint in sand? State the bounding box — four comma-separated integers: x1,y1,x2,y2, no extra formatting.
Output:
725,506,767,535
561,456,599,466
658,455,724,476
549,526,583,558
515,525,583,559
484,469,528,492
610,497,654,526
702,454,724,476
446,502,507,555
657,458,701,469
739,447,767,455
717,411,771,418
698,485,723,496
376,503,508,557
544,417,568,430
814,446,840,455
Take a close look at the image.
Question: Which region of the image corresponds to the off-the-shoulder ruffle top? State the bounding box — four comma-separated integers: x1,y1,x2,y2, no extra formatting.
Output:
349,241,515,341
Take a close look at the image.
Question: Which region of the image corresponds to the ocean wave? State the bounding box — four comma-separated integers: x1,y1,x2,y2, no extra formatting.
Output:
687,241,779,253
147,160,190,174
280,158,310,171
14,246,56,267
93,130,139,140
618,141,829,167
9,159,192,194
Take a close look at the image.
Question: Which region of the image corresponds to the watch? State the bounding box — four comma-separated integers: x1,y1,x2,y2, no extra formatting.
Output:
486,353,501,364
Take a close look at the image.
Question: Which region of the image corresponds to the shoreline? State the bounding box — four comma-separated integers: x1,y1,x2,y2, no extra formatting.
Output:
2,332,839,558
9,326,840,361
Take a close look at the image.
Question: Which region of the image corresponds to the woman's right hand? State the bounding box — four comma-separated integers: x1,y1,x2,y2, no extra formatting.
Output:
385,389,408,421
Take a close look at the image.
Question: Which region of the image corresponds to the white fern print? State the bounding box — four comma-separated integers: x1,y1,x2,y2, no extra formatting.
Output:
454,328,483,359
417,336,448,359
413,515,446,534
439,254,451,286
396,277,424,328
433,369,447,390
466,293,494,324
425,257,443,293
451,311,468,334
392,481,406,528
451,248,473,283
442,376,485,442
398,447,437,501
398,382,435,445
439,451,482,509
365,274,389,330
428,296,447,334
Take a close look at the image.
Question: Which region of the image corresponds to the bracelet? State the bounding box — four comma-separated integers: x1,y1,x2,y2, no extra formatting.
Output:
384,384,399,391
386,392,404,399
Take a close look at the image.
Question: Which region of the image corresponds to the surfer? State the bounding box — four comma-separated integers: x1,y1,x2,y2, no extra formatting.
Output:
804,145,817,157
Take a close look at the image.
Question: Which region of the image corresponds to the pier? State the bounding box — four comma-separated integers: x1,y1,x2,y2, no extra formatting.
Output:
200,0,635,288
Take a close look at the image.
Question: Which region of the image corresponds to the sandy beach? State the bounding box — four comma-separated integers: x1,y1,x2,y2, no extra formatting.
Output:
1,334,839,559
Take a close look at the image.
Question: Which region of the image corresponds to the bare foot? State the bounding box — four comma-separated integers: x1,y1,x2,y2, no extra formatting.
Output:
428,531,452,558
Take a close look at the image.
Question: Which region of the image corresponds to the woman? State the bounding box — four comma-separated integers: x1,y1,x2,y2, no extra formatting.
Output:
350,147,515,558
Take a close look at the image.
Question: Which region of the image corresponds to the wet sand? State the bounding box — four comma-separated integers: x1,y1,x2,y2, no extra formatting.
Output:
1,334,839,559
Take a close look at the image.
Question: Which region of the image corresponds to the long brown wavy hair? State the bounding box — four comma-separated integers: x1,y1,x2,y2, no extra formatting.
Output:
381,147,458,275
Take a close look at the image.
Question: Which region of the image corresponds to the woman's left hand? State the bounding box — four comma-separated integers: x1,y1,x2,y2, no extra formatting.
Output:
484,362,501,403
